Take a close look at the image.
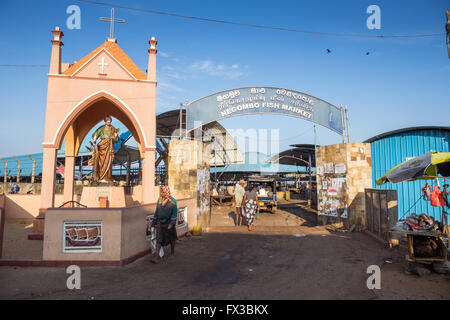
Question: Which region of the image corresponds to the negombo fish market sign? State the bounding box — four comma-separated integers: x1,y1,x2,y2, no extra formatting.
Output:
187,87,344,135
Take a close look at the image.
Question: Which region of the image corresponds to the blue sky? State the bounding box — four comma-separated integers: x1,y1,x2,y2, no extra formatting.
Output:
0,0,448,158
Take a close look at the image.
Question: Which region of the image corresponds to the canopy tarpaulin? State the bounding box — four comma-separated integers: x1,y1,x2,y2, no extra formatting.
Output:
376,151,450,185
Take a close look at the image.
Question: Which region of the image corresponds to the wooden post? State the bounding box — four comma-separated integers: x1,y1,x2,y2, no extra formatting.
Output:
28,155,36,184
13,156,20,183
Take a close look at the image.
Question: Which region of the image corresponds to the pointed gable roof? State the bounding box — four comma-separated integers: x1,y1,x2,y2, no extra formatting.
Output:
63,41,147,80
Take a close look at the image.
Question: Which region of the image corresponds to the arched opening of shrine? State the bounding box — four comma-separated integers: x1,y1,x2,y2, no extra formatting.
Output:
57,91,145,158
50,91,147,207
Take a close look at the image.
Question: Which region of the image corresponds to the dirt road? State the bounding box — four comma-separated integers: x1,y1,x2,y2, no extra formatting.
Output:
0,202,448,300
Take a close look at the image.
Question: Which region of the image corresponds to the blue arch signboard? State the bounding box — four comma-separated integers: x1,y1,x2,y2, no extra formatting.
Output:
187,87,344,135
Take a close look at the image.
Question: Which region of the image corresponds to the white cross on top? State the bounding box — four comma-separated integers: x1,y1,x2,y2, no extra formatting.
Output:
98,57,108,74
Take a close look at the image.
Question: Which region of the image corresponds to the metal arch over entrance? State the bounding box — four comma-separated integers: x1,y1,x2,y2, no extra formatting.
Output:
187,87,345,135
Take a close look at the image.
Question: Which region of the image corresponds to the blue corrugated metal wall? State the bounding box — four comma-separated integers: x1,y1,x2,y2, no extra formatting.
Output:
370,128,450,222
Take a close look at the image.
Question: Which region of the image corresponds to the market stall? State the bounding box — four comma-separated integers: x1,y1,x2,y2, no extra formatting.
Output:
376,151,450,270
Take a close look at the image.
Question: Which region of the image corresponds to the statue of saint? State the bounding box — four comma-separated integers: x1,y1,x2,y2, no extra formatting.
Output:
88,116,119,183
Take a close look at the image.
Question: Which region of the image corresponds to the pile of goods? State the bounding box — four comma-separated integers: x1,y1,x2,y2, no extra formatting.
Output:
396,213,441,232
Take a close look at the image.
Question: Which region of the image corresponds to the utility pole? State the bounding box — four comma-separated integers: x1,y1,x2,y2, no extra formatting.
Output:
185,99,189,139
213,136,217,184
446,10,450,58
313,124,317,208
308,151,312,207
340,105,345,144
179,102,183,139
345,105,350,143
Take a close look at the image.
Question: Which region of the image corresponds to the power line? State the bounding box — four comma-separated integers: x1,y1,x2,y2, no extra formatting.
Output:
79,0,444,39
0,64,48,67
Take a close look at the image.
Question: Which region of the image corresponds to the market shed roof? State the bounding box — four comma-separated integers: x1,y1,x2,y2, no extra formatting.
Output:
266,144,317,167
156,109,186,137
156,109,244,165
364,126,450,143
113,145,141,165
215,152,300,173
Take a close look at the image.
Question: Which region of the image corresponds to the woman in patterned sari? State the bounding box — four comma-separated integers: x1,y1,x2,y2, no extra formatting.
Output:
150,186,178,264
242,186,259,231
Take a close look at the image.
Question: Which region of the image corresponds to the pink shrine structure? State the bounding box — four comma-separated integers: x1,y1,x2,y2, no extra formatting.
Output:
34,27,158,236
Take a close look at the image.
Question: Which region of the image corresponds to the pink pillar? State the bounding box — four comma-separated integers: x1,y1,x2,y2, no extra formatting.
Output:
147,37,157,81
49,27,64,75
30,147,57,238
142,150,155,204
40,147,57,210
63,156,75,206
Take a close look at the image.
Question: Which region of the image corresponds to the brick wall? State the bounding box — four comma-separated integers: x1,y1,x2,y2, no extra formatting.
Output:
316,143,372,227
168,140,211,227
346,143,372,227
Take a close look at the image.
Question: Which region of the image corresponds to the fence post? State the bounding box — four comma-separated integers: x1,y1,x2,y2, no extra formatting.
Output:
28,155,36,184
13,156,20,183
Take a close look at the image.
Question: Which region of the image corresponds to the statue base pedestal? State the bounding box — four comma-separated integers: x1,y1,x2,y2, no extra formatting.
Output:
80,186,126,208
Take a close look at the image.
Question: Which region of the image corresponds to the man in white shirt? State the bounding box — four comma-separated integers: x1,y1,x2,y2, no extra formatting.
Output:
233,180,246,226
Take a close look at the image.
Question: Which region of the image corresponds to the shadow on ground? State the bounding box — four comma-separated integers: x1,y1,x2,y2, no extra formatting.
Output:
279,205,317,227
0,230,449,300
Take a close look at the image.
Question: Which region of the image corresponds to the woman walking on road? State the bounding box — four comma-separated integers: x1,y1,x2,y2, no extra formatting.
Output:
150,186,178,264
242,186,259,231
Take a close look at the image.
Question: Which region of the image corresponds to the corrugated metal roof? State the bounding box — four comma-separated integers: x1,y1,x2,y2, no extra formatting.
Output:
203,122,244,165
369,127,450,222
156,109,186,137
156,109,244,165
214,152,302,173
364,126,450,143
266,145,317,166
